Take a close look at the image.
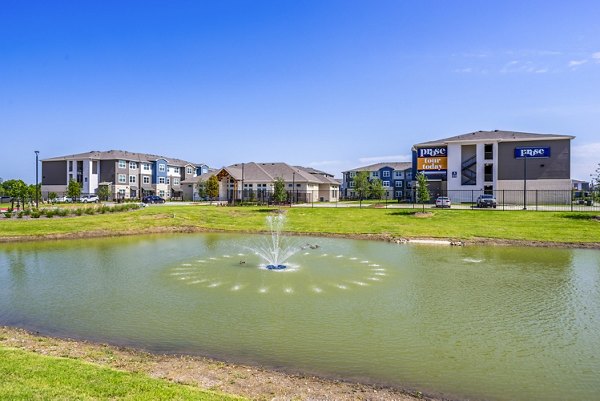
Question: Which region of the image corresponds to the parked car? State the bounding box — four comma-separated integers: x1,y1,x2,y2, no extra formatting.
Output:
435,196,451,208
55,196,72,203
81,195,99,203
142,195,166,204
477,194,497,208
0,196,12,204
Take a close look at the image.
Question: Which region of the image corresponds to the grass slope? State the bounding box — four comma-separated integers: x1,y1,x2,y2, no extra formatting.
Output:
0,205,599,243
0,346,243,401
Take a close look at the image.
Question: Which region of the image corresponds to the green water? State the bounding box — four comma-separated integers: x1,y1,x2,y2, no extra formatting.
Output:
0,234,599,401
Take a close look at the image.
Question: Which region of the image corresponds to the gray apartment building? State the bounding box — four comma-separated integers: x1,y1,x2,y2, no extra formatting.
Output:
342,162,413,201
41,150,209,200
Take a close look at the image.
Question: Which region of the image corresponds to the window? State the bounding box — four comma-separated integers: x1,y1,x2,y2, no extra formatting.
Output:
159,177,165,184
394,171,402,177
350,172,356,177
118,189,126,197
143,176,150,184
118,174,126,184
296,183,301,187
68,161,73,172
186,167,193,174
173,178,180,185
166,178,170,185
143,163,151,171
118,160,126,169
372,171,379,177
129,161,137,169
159,190,165,197
158,164,166,172
395,181,403,187
383,181,390,187
350,182,355,188
484,144,493,160
382,171,390,177
129,175,136,184
395,190,403,198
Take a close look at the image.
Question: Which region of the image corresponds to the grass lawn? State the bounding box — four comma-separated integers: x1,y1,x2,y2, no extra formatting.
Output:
0,346,244,401
0,205,599,243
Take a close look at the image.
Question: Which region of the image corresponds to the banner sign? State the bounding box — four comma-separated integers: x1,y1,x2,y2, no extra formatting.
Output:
416,146,447,172
514,147,551,159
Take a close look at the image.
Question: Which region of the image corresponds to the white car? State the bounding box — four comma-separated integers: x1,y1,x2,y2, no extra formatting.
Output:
435,196,451,208
81,195,99,203
55,196,72,203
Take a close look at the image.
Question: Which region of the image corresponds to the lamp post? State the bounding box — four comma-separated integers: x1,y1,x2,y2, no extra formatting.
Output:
241,163,245,204
292,171,295,205
523,155,527,210
35,150,39,209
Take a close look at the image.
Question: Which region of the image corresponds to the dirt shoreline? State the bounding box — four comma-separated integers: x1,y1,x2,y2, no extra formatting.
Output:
1,326,449,401
1,225,599,249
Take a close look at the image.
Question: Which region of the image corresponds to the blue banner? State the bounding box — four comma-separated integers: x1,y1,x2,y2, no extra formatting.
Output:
514,147,551,159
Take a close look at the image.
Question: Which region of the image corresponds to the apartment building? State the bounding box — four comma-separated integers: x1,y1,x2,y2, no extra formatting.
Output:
181,162,340,202
412,130,574,202
41,150,209,200
341,162,413,201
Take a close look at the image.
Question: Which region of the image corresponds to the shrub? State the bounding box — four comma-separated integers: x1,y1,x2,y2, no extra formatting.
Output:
4,212,12,218
30,210,41,218
84,207,96,215
23,209,31,216
44,209,55,218
56,208,69,217
74,208,84,216
17,211,24,218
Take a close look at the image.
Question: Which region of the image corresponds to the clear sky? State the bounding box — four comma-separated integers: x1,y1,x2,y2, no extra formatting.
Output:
1,0,599,183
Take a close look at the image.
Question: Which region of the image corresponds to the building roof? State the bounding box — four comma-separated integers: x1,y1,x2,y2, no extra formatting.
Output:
343,162,412,173
182,162,339,186
41,150,204,167
414,130,575,147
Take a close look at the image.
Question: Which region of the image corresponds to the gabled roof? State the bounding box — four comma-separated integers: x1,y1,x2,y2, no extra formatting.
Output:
181,162,339,186
41,150,203,167
414,130,574,147
343,162,412,173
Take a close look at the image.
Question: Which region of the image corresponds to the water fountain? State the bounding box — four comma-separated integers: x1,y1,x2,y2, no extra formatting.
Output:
251,213,299,270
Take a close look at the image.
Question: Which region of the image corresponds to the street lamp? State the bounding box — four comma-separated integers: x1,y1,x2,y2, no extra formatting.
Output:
292,171,295,204
34,150,39,209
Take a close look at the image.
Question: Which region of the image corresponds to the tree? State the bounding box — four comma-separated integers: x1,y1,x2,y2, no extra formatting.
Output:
369,178,385,200
97,185,111,202
3,179,28,209
416,172,430,212
196,178,207,201
67,179,81,201
48,192,58,203
272,177,287,204
593,163,600,202
28,184,41,205
206,175,219,204
353,171,370,207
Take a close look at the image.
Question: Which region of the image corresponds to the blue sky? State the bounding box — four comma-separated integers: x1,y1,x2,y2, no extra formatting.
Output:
1,0,599,182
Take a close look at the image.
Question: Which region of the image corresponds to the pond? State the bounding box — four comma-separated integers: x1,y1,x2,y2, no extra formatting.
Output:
0,233,599,401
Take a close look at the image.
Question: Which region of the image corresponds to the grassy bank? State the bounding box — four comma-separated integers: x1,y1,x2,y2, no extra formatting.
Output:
0,205,599,244
0,346,243,400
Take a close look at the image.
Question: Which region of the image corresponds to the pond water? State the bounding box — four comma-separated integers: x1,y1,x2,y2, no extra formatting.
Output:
0,234,599,401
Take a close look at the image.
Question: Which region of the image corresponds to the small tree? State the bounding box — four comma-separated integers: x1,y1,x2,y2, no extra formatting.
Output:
369,178,385,201
67,179,81,201
196,178,207,201
206,175,219,204
48,192,58,203
97,185,111,202
4,179,28,209
593,163,600,202
416,172,430,211
272,177,287,204
28,184,41,206
354,171,370,207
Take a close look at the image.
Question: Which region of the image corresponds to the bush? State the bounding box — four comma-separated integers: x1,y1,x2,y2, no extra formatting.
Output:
56,208,69,217
74,208,84,216
84,207,96,215
44,209,55,218
17,211,24,218
30,210,41,218
23,209,31,216
4,212,12,218
99,205,110,214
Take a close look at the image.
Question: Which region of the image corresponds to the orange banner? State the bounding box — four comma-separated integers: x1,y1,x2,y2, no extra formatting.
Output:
417,157,447,171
